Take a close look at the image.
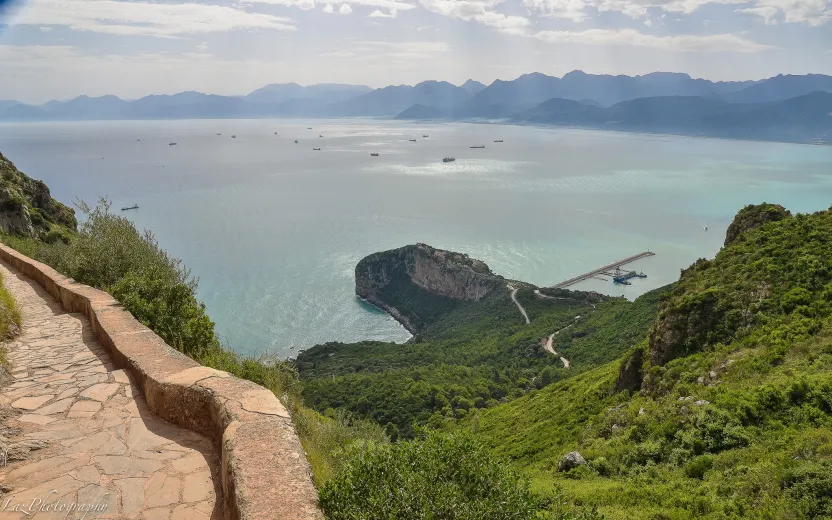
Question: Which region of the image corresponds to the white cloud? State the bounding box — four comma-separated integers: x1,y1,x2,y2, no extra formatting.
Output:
370,8,398,16
243,0,416,11
14,0,295,36
319,50,356,56
739,0,831,25
419,0,530,34
522,0,829,24
534,28,773,52
644,18,653,24
340,3,354,12
323,3,335,11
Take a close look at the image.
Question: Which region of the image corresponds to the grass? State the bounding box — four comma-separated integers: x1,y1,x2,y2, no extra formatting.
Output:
461,204,832,519
0,271,22,369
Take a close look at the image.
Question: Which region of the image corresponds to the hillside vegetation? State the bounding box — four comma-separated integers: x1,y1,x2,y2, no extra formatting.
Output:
466,203,832,519
299,260,668,439
0,152,76,242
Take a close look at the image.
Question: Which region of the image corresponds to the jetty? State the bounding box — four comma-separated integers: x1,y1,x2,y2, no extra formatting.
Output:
549,251,655,289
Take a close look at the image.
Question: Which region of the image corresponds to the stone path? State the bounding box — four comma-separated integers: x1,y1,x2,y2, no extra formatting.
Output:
0,261,222,520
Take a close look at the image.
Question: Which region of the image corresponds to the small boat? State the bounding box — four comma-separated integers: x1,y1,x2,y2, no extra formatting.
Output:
294,140,298,144
307,127,312,130
168,142,177,146
470,145,485,149
274,132,278,135
443,157,455,163
137,139,140,141
422,134,428,138
319,134,323,138
370,153,379,157
494,140,503,143
313,147,321,151
216,133,221,136
231,135,236,139
121,205,139,211
409,139,417,142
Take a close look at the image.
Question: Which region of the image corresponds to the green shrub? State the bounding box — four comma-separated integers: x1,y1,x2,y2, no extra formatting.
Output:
0,271,21,368
684,455,714,479
319,431,542,519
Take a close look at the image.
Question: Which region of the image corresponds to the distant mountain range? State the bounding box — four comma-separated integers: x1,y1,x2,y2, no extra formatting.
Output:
2,72,832,144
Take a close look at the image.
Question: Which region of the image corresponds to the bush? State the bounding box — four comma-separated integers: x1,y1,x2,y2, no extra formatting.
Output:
319,431,542,519
684,455,714,479
0,271,21,368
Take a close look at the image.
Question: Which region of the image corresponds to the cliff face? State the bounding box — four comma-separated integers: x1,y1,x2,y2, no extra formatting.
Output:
0,152,76,240
724,203,791,247
639,203,824,388
355,243,503,332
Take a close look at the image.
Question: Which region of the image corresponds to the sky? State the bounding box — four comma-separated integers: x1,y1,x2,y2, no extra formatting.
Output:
0,0,830,102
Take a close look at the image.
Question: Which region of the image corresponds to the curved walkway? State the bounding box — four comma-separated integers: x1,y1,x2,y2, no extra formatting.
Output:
0,260,222,520
506,284,530,324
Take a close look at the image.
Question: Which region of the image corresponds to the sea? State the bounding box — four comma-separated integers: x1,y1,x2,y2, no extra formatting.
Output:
1,119,831,358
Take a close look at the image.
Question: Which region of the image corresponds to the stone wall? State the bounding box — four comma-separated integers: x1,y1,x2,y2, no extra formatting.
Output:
0,243,323,520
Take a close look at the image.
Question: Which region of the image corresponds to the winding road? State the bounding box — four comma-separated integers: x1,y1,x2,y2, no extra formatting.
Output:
543,327,572,368
507,284,530,324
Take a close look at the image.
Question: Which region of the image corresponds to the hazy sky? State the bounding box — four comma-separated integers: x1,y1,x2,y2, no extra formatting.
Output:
0,0,830,102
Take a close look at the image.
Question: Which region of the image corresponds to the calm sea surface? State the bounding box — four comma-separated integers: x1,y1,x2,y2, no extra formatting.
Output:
1,119,831,358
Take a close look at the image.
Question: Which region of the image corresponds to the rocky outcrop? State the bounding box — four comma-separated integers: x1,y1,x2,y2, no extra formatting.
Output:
0,152,76,238
355,243,503,332
615,346,644,393
724,203,790,247
558,451,587,472
647,204,793,371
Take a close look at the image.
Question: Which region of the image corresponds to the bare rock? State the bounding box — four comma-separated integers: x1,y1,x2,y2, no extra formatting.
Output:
557,451,587,472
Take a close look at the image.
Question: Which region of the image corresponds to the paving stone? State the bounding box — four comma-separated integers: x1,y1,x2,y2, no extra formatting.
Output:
171,501,214,520
182,472,214,503
5,456,75,483
34,397,75,415
11,394,54,410
115,478,148,517
80,383,121,402
17,413,56,425
95,456,163,477
68,400,103,418
75,465,102,484
126,417,173,451
111,369,131,384
171,454,210,474
146,473,181,508
78,484,119,517
57,387,79,400
143,508,172,520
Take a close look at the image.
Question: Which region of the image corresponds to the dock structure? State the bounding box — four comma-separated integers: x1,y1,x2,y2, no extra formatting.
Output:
549,251,655,289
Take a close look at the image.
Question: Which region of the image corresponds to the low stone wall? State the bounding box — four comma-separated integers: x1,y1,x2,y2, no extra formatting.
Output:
0,244,323,520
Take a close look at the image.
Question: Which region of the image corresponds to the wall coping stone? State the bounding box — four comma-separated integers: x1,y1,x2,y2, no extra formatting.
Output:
0,243,324,520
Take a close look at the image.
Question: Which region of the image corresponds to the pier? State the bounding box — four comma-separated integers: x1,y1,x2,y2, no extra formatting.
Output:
549,251,655,289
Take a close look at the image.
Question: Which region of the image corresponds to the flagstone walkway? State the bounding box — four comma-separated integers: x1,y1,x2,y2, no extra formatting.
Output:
0,260,222,520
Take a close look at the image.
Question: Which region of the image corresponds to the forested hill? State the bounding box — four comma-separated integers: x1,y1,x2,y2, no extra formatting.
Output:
297,243,670,439
466,203,832,519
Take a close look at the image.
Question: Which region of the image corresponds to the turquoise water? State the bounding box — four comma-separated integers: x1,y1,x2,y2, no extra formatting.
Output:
1,119,830,358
